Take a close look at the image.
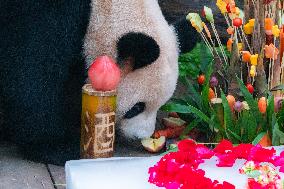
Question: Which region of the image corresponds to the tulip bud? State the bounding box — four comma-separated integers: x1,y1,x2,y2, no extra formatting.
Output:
272,25,280,37
242,101,250,110
250,54,259,66
210,76,219,87
234,101,243,112
227,38,233,52
250,69,256,77
227,95,236,111
274,97,284,112
258,97,267,114
208,88,216,101
242,51,251,62
244,23,253,35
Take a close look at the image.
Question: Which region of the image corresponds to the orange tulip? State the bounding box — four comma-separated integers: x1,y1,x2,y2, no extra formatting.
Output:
242,51,251,62
208,88,215,100
258,97,267,114
265,18,274,31
226,95,236,111
227,38,233,52
227,27,234,35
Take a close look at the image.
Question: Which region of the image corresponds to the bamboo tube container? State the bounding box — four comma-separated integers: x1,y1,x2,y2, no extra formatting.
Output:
80,84,117,159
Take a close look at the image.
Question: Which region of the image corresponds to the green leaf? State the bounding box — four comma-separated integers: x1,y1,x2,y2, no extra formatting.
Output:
236,77,264,128
220,90,238,142
220,91,234,130
270,85,284,91
184,78,202,109
161,145,178,156
272,120,284,145
227,129,241,141
161,103,211,124
246,112,258,142
201,62,213,111
180,119,200,139
267,95,275,135
252,132,266,145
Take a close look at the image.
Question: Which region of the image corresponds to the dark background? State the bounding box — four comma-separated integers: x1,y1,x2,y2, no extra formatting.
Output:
159,0,243,38
0,0,244,141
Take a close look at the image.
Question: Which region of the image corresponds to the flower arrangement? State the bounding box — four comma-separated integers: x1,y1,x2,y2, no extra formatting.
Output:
148,139,284,189
148,0,284,188
159,0,284,146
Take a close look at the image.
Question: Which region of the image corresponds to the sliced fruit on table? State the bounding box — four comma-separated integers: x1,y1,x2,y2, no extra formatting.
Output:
162,117,186,128
141,136,166,153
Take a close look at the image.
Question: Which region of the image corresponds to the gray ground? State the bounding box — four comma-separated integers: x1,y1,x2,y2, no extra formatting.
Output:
0,142,155,189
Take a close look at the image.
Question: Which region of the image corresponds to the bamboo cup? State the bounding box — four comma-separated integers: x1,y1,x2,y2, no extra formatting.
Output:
80,84,117,159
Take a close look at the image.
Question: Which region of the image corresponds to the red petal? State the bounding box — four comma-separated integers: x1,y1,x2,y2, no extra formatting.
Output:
177,139,196,152
214,140,233,154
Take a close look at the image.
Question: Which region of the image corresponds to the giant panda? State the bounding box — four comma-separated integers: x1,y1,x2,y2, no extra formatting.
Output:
84,0,199,141
0,0,198,165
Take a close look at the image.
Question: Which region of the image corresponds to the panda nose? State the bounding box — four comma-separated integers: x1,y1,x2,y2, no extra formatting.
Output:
124,102,146,119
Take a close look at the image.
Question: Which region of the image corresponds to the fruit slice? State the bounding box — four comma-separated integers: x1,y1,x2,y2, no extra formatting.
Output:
162,117,186,128
153,127,185,139
141,136,166,153
168,112,180,118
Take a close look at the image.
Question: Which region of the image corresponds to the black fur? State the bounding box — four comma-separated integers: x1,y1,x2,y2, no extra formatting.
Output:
173,17,201,54
116,32,160,70
0,0,91,165
124,102,146,119
0,1,199,165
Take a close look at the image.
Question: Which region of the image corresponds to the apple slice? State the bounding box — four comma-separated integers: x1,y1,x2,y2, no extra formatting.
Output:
162,117,186,129
141,136,166,153
168,112,179,118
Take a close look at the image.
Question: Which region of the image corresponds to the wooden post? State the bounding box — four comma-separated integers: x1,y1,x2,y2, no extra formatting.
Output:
253,0,268,97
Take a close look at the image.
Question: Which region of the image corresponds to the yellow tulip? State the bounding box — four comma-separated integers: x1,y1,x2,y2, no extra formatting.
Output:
272,25,280,37
238,43,243,51
216,0,227,14
249,19,255,27
250,54,258,66
244,23,253,35
250,69,256,77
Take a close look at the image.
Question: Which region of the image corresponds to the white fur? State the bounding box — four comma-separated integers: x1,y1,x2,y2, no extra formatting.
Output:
84,0,179,139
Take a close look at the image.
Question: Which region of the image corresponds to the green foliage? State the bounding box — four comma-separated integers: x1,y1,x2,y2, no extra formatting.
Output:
162,43,284,145
236,77,264,129
178,43,228,79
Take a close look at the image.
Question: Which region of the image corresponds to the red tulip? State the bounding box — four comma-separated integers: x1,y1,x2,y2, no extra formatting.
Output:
88,56,121,91
233,18,243,27
246,83,254,94
197,74,205,85
226,4,231,13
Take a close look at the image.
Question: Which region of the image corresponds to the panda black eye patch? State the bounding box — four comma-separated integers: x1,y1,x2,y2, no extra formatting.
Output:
124,102,146,119
116,32,160,70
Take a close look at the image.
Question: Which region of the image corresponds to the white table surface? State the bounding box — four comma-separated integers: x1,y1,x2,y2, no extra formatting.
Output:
66,146,284,189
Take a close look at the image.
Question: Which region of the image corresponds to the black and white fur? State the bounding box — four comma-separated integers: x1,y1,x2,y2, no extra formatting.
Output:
0,0,199,165
84,0,199,140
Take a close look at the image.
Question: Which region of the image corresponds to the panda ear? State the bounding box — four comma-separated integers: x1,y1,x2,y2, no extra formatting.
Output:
173,17,201,54
116,32,160,70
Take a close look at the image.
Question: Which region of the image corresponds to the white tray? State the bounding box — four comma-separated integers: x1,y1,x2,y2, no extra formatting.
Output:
65,146,284,189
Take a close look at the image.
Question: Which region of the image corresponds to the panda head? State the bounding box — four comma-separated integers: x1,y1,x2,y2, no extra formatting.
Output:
115,31,178,139
84,0,198,140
